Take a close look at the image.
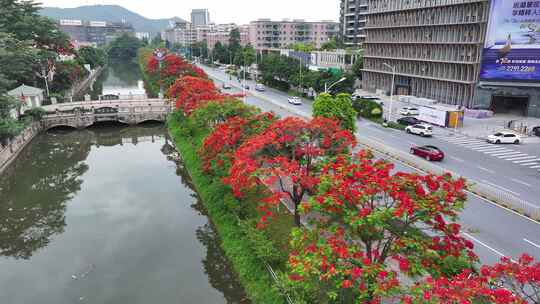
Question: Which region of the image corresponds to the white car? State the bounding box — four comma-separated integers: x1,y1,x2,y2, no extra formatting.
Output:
288,97,302,105
405,124,433,137
399,107,419,116
487,132,522,144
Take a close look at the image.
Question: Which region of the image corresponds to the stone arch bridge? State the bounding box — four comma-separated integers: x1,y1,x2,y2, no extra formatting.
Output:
41,97,173,130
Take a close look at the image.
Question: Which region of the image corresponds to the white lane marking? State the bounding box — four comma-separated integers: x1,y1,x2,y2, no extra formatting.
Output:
476,166,495,174
474,147,509,152
520,162,539,166
449,156,465,162
505,155,536,161
530,165,540,169
450,139,481,144
510,178,532,187
465,142,492,147
492,151,522,157
463,232,506,258
524,238,540,249
483,149,514,155
514,158,540,163
498,153,528,159
482,180,521,196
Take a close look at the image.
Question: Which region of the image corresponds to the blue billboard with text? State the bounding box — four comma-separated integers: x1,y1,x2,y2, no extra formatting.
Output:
480,0,540,81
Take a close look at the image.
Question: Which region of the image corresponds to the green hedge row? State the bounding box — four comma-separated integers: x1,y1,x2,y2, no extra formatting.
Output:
168,117,285,304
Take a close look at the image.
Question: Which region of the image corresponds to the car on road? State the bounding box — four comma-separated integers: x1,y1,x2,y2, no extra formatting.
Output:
288,96,302,105
397,116,421,126
399,107,419,116
405,124,433,137
255,83,266,91
533,126,540,137
222,83,232,89
410,145,445,161
487,131,522,144
242,84,250,90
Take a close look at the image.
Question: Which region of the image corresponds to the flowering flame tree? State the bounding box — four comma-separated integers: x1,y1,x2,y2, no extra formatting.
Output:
286,151,478,302
225,116,356,227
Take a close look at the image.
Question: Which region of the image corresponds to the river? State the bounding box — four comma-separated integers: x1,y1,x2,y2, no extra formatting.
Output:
0,62,249,304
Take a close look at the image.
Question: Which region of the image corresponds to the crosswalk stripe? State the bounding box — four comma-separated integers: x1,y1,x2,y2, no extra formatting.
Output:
505,155,535,161
492,151,523,157
514,158,540,163
444,137,473,142
497,153,528,159
531,165,540,169
463,143,493,149
470,145,500,150
483,149,514,154
477,147,510,153
459,141,487,145
520,162,539,166
448,139,482,144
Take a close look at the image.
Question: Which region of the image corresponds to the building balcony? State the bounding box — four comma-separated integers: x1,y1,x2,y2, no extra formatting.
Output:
364,40,481,45
363,54,479,65
361,68,477,85
367,0,487,15
365,20,486,30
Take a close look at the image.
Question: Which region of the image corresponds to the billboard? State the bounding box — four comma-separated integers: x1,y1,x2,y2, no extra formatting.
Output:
479,0,540,81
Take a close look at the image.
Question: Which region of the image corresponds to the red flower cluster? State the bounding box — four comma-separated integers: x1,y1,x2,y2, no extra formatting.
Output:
406,254,539,303
167,76,224,115
225,116,356,227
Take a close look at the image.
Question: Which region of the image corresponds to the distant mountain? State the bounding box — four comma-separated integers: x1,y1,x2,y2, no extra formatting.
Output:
40,5,184,35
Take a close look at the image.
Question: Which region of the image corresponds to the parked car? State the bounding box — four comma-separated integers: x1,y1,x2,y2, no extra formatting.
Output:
399,107,419,116
222,83,232,89
242,84,250,90
405,124,433,137
410,145,445,161
532,126,540,137
487,131,522,144
397,116,421,126
288,96,302,105
255,83,266,91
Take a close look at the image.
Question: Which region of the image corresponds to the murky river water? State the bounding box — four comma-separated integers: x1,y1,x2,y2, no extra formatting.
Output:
0,62,249,304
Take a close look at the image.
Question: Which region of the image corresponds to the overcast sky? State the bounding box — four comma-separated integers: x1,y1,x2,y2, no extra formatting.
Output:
39,0,340,24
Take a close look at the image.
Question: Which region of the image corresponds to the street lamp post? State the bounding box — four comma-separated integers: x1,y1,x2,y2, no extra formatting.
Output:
324,77,347,94
153,48,167,99
383,62,396,121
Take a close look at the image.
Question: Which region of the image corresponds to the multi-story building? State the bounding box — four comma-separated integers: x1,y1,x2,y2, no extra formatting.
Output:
248,19,339,50
191,9,210,27
161,21,195,46
205,24,249,50
362,0,489,107
58,19,134,46
339,0,368,47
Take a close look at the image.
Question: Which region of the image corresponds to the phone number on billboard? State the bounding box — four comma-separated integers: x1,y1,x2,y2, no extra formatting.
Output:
502,65,537,72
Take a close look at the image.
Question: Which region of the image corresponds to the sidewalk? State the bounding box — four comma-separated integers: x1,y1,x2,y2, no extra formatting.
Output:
354,89,540,143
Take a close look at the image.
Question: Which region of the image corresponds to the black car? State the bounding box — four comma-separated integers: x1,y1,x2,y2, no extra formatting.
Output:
533,126,540,137
397,116,421,126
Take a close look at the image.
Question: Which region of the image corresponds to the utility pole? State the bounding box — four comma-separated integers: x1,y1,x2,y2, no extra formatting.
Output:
383,63,396,122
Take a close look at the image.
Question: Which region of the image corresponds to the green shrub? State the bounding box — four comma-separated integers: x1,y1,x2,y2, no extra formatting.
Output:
168,116,285,304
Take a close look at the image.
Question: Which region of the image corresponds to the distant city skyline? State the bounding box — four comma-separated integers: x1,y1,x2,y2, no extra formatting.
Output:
39,0,339,24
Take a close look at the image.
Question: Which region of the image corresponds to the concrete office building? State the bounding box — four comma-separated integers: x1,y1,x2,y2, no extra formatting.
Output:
161,21,195,46
362,0,489,107
249,19,339,50
339,0,368,47
58,19,134,46
191,9,210,27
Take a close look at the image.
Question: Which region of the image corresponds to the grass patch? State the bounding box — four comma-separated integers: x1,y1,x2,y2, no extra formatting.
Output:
168,116,286,304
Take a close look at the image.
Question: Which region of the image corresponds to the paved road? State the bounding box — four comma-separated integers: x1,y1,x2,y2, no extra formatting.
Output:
200,64,540,265
205,66,540,208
